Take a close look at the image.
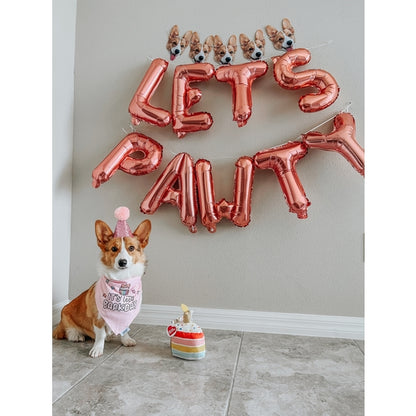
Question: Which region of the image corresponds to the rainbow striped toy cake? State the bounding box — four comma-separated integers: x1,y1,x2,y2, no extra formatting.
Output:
167,304,205,360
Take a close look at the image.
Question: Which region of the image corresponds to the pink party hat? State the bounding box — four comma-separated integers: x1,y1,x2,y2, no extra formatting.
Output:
113,206,133,238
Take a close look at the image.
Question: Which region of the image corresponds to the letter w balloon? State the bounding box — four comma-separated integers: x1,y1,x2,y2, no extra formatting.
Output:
195,157,255,232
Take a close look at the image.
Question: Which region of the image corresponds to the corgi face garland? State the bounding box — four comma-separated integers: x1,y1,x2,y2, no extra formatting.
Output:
92,21,364,233
189,32,214,63
167,25,192,61
239,30,265,60
213,35,237,64
266,18,295,51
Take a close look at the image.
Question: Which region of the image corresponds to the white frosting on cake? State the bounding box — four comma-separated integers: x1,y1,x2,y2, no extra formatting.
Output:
171,320,203,333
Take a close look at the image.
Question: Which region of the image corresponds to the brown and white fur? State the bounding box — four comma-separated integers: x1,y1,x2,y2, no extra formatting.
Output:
239,30,265,61
189,32,214,63
166,25,192,61
213,35,237,65
53,219,151,358
265,18,296,51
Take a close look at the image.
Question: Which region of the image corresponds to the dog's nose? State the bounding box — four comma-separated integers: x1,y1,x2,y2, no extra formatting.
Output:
198,55,204,61
118,259,128,268
255,51,261,58
174,48,180,55
225,56,231,63
287,40,293,46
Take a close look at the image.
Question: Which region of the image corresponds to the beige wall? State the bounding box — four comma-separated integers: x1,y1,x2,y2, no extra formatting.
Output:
68,0,364,317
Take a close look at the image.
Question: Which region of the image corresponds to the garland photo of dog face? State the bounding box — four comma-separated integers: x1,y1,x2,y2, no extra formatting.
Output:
266,18,295,51
239,30,265,61
189,32,214,63
213,34,237,64
166,25,192,61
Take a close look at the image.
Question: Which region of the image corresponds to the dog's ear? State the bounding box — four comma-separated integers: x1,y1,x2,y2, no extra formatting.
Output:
265,25,277,40
133,220,152,248
181,30,192,48
190,31,200,47
239,33,250,49
95,220,114,249
205,35,214,48
228,35,237,49
213,35,223,50
169,25,179,40
255,30,265,46
282,18,295,35
203,36,214,54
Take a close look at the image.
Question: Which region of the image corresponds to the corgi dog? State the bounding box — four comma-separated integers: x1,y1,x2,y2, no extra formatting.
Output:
189,32,214,63
239,30,265,61
213,35,237,65
166,25,192,61
53,208,151,358
265,18,296,51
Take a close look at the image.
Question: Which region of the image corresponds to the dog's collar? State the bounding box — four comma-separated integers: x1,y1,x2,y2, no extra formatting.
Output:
100,275,142,285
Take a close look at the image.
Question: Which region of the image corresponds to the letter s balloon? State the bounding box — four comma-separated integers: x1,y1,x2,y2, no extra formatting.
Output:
272,48,339,112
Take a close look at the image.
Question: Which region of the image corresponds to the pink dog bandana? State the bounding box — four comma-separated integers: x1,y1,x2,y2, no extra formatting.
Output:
95,276,142,335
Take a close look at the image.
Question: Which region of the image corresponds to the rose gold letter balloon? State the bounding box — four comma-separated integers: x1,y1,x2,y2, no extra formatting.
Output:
215,62,268,127
92,133,163,188
302,112,364,175
254,141,310,219
195,156,255,232
172,63,215,138
128,58,172,127
140,153,198,232
272,49,339,112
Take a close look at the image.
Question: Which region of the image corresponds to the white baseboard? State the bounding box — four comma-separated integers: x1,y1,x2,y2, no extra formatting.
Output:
53,301,364,340
135,304,364,340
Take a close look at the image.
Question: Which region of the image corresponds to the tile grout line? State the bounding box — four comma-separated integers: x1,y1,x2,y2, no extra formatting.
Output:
224,331,244,416
53,327,146,405
53,345,122,405
353,339,364,355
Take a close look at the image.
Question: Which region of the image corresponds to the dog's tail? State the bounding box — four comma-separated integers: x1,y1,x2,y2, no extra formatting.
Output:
53,322,66,339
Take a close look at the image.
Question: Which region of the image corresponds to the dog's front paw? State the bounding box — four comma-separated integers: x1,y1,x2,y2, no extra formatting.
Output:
121,334,136,347
89,345,104,358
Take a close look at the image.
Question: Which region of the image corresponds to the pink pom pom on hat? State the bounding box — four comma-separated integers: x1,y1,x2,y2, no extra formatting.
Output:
113,206,133,238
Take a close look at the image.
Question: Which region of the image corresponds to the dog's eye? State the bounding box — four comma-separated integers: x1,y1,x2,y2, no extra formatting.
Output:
249,47,254,52
220,51,225,56
279,37,284,42
111,246,118,252
128,246,135,252
230,50,234,55
195,49,200,53
172,41,177,46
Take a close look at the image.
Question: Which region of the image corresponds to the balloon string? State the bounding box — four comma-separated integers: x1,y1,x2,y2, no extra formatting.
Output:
295,101,352,140
305,39,333,50
122,121,142,135
265,40,334,59
124,102,352,161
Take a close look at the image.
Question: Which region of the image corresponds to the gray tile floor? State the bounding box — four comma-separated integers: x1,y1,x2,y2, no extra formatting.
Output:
53,324,364,415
